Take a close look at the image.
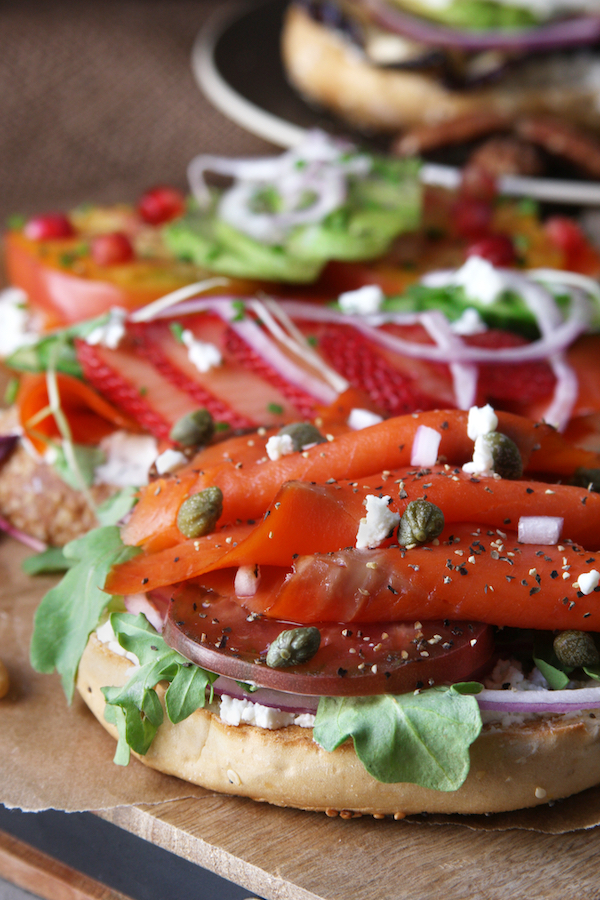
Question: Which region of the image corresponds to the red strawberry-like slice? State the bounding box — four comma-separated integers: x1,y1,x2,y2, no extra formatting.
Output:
318,324,445,416
465,330,556,405
223,326,319,420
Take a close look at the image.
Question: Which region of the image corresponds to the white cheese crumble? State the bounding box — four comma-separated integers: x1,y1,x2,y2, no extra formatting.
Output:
94,431,158,487
85,307,128,349
266,433,295,461
452,256,508,306
450,307,487,336
356,494,401,549
347,407,384,430
466,403,498,441
480,658,550,727
219,694,315,730
338,284,384,315
181,330,222,373
154,447,188,475
577,569,600,595
0,287,37,356
462,434,496,477
96,618,140,666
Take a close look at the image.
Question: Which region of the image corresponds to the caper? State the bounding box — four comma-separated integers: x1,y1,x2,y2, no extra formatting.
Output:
571,467,600,493
481,432,523,480
266,626,321,668
553,630,600,668
398,499,444,548
277,422,327,452
169,409,215,448
177,486,223,538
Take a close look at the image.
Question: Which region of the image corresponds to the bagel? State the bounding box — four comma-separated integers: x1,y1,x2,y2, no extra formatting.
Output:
76,631,600,817
281,2,600,134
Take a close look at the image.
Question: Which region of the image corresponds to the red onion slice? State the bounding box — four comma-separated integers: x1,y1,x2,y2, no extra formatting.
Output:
476,685,600,714
362,0,600,51
212,675,319,716
410,424,442,466
517,515,563,545
0,514,47,553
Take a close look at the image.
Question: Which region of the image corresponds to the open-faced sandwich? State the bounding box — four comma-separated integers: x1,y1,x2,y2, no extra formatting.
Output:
29,396,600,816
281,0,600,153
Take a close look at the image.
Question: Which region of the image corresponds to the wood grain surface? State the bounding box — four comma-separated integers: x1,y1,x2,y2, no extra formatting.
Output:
0,830,133,900
98,797,600,900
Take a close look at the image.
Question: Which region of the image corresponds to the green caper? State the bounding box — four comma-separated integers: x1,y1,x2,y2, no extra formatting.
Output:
169,409,215,448
553,630,600,668
277,422,327,452
398,499,444,548
177,486,223,538
266,626,321,668
481,432,523,480
571,467,600,493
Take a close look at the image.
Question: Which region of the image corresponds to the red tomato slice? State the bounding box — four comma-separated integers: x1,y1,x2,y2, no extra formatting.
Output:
3,229,263,329
164,581,494,696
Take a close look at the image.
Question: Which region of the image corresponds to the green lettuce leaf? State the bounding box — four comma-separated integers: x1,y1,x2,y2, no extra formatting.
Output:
29,526,141,701
313,685,482,791
101,613,217,764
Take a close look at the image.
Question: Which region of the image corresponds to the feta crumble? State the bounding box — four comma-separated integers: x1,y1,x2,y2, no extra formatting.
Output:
347,407,384,430
356,494,401,549
94,431,158,487
86,307,128,349
219,694,315,730
266,433,295,461
466,404,498,441
181,330,222,373
155,447,188,475
338,284,384,315
0,287,37,356
577,569,600,595
96,618,140,666
450,307,487,336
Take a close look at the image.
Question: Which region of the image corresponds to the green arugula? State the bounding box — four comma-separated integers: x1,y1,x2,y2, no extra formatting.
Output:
29,526,141,701
314,684,482,791
95,487,138,527
101,613,217,765
5,314,111,378
52,442,106,489
22,546,74,576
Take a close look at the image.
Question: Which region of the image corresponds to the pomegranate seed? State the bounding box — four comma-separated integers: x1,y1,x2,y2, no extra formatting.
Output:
466,233,516,267
138,185,186,225
23,212,75,241
90,232,135,266
451,197,494,239
460,164,498,203
545,216,587,255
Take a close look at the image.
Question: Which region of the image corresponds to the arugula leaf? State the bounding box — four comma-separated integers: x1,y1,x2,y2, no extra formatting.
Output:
313,685,481,791
101,613,216,764
52,442,106,489
5,316,109,378
22,546,74,575
95,487,137,527
29,526,141,701
533,634,572,690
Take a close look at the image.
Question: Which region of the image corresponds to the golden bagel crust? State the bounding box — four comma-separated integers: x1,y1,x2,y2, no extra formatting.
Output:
77,633,600,816
281,5,600,133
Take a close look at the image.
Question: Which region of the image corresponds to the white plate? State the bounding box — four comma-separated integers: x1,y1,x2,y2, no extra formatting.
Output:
193,0,600,206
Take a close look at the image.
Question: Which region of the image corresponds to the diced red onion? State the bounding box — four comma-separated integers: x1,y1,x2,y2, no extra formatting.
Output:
234,564,261,598
410,424,442,466
0,433,18,465
517,515,563,545
361,0,600,51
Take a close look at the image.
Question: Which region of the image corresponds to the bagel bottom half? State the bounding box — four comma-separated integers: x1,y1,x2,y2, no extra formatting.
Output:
76,633,600,817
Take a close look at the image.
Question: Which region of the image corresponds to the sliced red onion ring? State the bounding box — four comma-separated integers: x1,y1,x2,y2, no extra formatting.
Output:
212,675,319,716
0,433,18,465
476,685,600,714
362,0,600,51
0,514,47,553
420,310,478,409
210,299,340,403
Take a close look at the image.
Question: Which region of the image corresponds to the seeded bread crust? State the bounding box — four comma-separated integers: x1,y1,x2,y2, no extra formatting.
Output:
77,633,600,816
0,407,114,546
281,5,600,134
